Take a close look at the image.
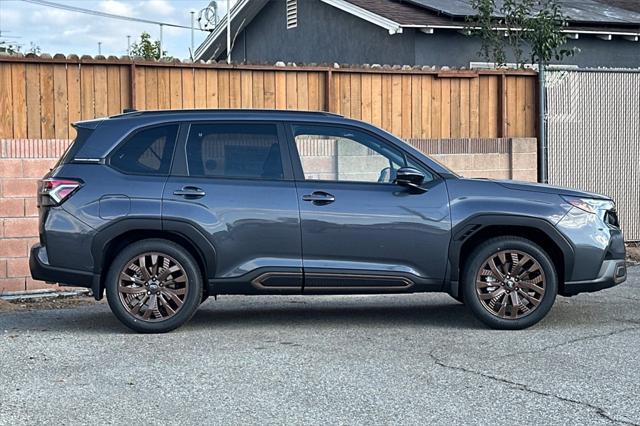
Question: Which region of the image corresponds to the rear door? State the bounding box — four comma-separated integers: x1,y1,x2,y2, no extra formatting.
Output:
162,121,303,292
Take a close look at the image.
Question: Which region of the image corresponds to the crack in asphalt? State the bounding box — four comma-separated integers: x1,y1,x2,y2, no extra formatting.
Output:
428,349,639,426
499,324,640,358
613,296,640,302
572,296,640,306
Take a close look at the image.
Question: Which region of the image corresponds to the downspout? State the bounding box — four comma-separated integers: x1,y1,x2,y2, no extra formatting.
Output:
243,27,247,63
538,64,548,183
226,0,231,63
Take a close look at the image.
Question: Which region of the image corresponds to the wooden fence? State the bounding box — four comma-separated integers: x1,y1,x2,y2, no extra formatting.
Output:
0,56,538,141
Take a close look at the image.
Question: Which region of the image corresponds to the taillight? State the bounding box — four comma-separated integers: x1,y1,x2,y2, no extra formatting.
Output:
39,178,83,206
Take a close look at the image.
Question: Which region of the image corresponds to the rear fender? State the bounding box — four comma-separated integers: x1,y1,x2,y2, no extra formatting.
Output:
90,218,217,299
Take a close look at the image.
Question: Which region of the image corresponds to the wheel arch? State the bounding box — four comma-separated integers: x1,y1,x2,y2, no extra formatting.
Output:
446,215,574,298
91,218,216,300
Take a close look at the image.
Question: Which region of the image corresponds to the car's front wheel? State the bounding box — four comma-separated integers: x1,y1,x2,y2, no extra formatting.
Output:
105,239,203,333
462,236,557,330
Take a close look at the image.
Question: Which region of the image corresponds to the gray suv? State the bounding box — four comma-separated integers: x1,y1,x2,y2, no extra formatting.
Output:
30,110,627,333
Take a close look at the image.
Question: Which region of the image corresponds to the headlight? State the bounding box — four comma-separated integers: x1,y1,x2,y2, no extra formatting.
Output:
562,196,615,215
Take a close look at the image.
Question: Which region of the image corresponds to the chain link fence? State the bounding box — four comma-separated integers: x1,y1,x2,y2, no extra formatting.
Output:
546,69,640,241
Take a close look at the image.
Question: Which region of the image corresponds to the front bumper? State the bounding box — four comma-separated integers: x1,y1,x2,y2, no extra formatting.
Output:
29,244,98,290
562,259,627,296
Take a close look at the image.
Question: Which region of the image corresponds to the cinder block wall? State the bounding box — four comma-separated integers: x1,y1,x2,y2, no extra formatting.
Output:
0,140,69,294
427,138,538,181
0,137,537,295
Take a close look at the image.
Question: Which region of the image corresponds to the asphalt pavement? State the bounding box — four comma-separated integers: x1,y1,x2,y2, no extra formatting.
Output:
1,266,639,425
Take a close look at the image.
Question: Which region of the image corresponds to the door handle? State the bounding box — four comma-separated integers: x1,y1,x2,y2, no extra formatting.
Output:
173,186,206,198
302,191,335,204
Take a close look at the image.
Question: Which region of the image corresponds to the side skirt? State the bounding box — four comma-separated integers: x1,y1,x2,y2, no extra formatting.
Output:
208,268,442,295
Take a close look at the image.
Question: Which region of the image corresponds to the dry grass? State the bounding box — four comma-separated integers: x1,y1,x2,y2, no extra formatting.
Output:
628,244,640,263
0,299,23,312
0,295,99,312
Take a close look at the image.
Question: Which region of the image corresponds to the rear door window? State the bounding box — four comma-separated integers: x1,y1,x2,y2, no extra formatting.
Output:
185,123,284,180
110,125,179,175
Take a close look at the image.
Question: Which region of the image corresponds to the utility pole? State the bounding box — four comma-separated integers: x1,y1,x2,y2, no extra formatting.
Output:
98,41,102,55
190,10,195,58
226,0,231,63
159,24,163,58
127,35,131,55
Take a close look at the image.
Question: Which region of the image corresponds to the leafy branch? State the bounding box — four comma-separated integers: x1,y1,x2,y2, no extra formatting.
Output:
130,32,168,60
466,0,576,68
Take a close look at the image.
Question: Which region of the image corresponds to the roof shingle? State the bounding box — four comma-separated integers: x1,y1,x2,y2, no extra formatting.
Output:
342,0,456,26
344,0,640,29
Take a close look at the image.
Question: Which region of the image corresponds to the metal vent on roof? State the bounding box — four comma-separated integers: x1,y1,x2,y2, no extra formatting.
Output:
286,0,298,29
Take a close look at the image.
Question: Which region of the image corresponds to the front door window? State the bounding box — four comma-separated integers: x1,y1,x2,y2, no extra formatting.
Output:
292,125,432,184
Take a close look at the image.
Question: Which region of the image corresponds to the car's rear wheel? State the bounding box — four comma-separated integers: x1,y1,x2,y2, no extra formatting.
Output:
106,239,203,333
462,236,557,330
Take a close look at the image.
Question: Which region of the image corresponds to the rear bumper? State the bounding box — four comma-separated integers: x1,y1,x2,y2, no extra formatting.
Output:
29,244,99,293
561,259,627,296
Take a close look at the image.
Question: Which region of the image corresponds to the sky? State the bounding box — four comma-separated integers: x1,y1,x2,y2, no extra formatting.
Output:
0,0,235,59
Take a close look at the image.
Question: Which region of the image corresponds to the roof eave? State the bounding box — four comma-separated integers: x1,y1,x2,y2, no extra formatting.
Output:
418,24,640,37
320,0,403,34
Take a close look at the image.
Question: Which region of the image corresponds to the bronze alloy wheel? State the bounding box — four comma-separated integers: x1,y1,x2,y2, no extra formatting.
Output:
118,252,189,322
475,250,546,320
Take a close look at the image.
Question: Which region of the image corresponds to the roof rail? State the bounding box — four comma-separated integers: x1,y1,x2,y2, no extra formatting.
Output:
110,108,343,118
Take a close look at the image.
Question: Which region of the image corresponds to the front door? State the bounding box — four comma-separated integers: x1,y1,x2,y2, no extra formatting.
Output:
288,124,451,292
162,122,302,293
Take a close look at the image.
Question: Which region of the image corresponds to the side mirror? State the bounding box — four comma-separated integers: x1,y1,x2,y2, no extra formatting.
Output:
394,167,427,192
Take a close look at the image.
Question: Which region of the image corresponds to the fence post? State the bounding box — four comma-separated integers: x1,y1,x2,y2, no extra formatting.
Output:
130,62,136,110
324,68,332,112
498,74,507,138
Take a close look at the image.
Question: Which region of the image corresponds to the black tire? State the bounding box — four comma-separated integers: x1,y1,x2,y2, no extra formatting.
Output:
106,239,203,333
462,236,557,330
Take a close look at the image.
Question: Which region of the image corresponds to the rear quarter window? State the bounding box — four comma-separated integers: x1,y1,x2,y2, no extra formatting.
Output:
110,125,179,175
56,126,94,166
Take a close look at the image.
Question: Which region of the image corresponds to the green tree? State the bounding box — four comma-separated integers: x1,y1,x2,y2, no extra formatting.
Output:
0,41,41,55
501,0,533,65
26,42,42,55
469,0,506,66
467,0,575,67
129,32,166,60
526,0,575,64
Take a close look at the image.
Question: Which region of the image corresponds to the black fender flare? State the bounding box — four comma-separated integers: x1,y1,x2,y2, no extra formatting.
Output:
91,217,217,279
446,214,575,297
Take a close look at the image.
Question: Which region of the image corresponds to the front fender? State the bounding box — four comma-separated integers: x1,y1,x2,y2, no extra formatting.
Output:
448,214,575,281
